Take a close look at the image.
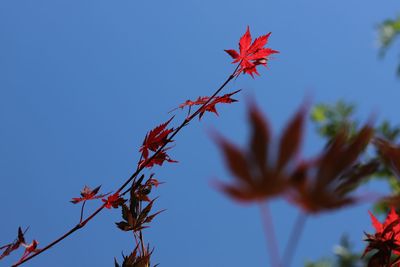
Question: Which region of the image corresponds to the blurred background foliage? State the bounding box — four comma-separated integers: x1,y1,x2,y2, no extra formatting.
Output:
305,235,365,267
306,98,400,266
378,15,400,76
304,13,400,264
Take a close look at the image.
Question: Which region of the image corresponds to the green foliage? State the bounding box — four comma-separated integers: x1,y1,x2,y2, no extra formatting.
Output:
378,15,400,76
310,101,357,140
304,235,366,267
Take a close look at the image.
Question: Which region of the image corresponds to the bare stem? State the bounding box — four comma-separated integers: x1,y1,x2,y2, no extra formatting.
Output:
11,65,240,266
79,201,87,223
259,202,279,267
12,203,106,267
281,211,307,267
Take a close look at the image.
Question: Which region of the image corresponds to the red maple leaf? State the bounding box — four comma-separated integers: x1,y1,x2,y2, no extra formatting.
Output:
225,26,279,78
0,227,26,260
176,90,241,119
102,192,126,209
70,185,109,204
139,147,177,169
363,208,400,266
140,117,174,160
214,102,304,202
19,240,39,262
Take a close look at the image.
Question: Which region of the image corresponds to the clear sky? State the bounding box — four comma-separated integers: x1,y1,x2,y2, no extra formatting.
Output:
1,1,400,266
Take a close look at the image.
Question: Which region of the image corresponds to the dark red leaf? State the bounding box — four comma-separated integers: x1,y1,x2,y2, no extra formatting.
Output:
70,185,109,204
139,148,177,169
277,105,306,171
249,104,270,168
176,90,241,120
140,117,174,160
102,192,126,209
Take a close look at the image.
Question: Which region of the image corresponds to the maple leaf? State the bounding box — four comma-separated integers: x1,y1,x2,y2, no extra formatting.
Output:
139,148,177,169
363,208,400,266
214,102,305,202
102,192,126,209
215,100,375,211
114,244,154,267
133,174,161,202
374,137,400,178
198,90,241,119
288,124,375,213
19,240,39,262
175,90,241,119
0,227,26,260
116,200,164,232
140,117,174,160
225,26,279,77
70,185,109,204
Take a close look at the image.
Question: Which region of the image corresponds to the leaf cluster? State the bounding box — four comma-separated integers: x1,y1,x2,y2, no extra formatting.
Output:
116,175,163,232
216,101,376,213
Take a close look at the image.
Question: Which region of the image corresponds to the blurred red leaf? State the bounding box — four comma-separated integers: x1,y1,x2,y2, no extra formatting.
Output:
214,102,305,202
215,101,375,212
276,104,306,171
288,125,374,213
374,137,400,178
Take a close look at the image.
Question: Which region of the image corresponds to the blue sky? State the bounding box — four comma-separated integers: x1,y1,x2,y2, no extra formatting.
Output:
1,0,400,266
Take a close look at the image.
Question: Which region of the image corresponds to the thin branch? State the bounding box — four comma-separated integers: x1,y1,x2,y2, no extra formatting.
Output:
11,64,240,266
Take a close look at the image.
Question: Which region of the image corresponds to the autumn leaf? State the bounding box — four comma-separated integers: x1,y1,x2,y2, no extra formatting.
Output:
363,208,400,266
102,192,126,209
19,240,39,262
138,148,177,169
114,244,154,267
214,102,305,202
116,200,164,232
374,137,400,178
0,227,26,260
140,117,174,160
70,185,109,204
175,90,241,119
225,26,279,77
288,124,375,213
134,174,161,202
215,100,375,212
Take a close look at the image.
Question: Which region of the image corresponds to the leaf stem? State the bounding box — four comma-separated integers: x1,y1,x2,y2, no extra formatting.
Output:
281,211,307,267
11,64,240,266
79,201,87,223
259,202,280,267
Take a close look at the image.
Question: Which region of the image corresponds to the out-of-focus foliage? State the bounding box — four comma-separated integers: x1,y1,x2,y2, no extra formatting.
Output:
310,100,400,143
378,15,400,76
311,101,400,215
305,235,366,267
310,101,357,140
